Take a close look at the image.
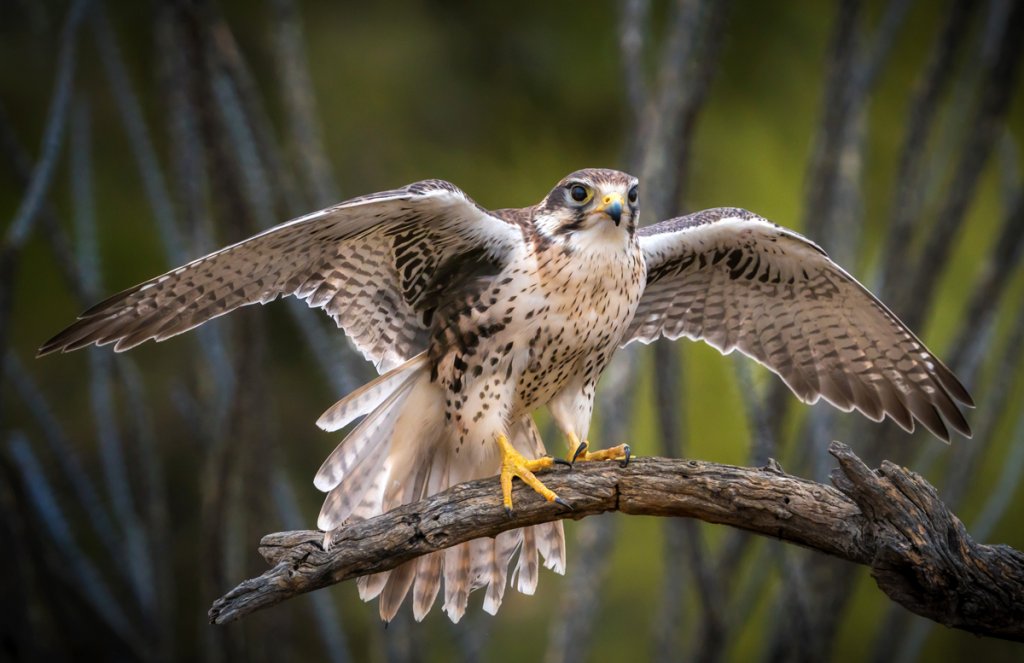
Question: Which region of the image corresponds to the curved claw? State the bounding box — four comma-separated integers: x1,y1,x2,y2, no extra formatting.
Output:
620,444,632,468
570,441,588,465
552,457,573,468
554,496,574,511
505,506,515,519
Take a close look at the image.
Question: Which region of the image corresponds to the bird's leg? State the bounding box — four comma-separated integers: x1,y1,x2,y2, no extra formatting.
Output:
497,433,571,516
566,432,631,468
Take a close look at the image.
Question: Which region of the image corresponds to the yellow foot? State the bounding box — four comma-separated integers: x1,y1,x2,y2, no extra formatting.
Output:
497,433,572,516
566,433,631,468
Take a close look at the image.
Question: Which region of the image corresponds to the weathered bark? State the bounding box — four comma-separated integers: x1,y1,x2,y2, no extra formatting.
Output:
208,442,1024,642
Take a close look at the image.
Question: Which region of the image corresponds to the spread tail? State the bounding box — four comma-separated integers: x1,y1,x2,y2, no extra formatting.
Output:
315,358,565,623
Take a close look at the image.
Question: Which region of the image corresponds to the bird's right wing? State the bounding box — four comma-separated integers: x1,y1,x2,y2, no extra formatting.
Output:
39,179,524,371
624,208,973,441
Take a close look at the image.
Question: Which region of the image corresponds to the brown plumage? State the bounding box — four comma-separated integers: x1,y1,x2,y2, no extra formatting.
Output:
630,208,972,440
39,168,972,623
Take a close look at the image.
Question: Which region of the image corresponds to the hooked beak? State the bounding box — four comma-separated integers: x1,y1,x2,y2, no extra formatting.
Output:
594,193,624,226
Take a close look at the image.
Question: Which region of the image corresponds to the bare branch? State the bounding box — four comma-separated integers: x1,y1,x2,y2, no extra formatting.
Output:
4,352,121,557
268,0,339,207
618,0,649,158
901,0,1024,328
72,99,155,616
878,0,976,294
208,444,1024,642
4,0,89,249
92,5,186,264
6,433,147,656
946,186,1024,372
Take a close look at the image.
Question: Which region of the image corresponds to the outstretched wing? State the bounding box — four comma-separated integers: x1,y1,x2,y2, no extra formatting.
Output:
625,207,973,441
39,180,523,371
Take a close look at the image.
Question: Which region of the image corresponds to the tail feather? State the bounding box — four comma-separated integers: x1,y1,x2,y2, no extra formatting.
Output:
442,441,485,623
380,424,433,514
376,445,434,620
536,521,566,574
412,451,450,622
358,572,390,601
349,469,388,523
468,538,493,591
323,467,387,549
513,525,540,595
443,543,472,623
412,552,443,622
317,353,428,432
314,372,420,493
346,465,393,599
379,562,416,623
318,446,391,531
482,530,520,615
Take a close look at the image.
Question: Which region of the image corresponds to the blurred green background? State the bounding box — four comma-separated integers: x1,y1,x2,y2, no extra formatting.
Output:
2,0,1022,661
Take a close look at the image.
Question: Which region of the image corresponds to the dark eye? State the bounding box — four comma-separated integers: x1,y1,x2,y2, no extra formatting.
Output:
569,184,589,202
628,185,638,204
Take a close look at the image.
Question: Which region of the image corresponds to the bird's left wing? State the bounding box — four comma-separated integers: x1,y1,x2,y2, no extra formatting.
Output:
39,179,523,371
623,207,973,441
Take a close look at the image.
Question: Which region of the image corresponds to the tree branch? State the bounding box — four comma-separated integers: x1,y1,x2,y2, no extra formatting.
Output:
208,442,1024,642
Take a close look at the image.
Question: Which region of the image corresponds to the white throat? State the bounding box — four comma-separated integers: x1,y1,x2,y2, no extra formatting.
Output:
566,217,632,256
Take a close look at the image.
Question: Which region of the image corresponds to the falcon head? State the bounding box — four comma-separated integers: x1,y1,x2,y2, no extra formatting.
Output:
533,168,639,246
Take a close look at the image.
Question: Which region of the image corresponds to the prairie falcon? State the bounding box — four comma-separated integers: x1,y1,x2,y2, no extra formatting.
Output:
40,168,972,622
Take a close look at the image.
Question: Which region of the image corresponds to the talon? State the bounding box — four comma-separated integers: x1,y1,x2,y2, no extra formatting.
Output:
553,457,573,467
566,438,631,465
505,506,515,519
570,441,588,465
554,496,573,511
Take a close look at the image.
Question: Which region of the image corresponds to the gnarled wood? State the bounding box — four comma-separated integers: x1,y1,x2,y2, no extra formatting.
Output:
208,442,1024,642
830,446,1024,641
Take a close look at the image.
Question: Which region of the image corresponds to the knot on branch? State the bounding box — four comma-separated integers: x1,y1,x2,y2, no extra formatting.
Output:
829,441,1024,640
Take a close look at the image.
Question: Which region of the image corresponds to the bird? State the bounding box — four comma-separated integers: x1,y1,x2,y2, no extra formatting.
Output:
39,167,973,623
